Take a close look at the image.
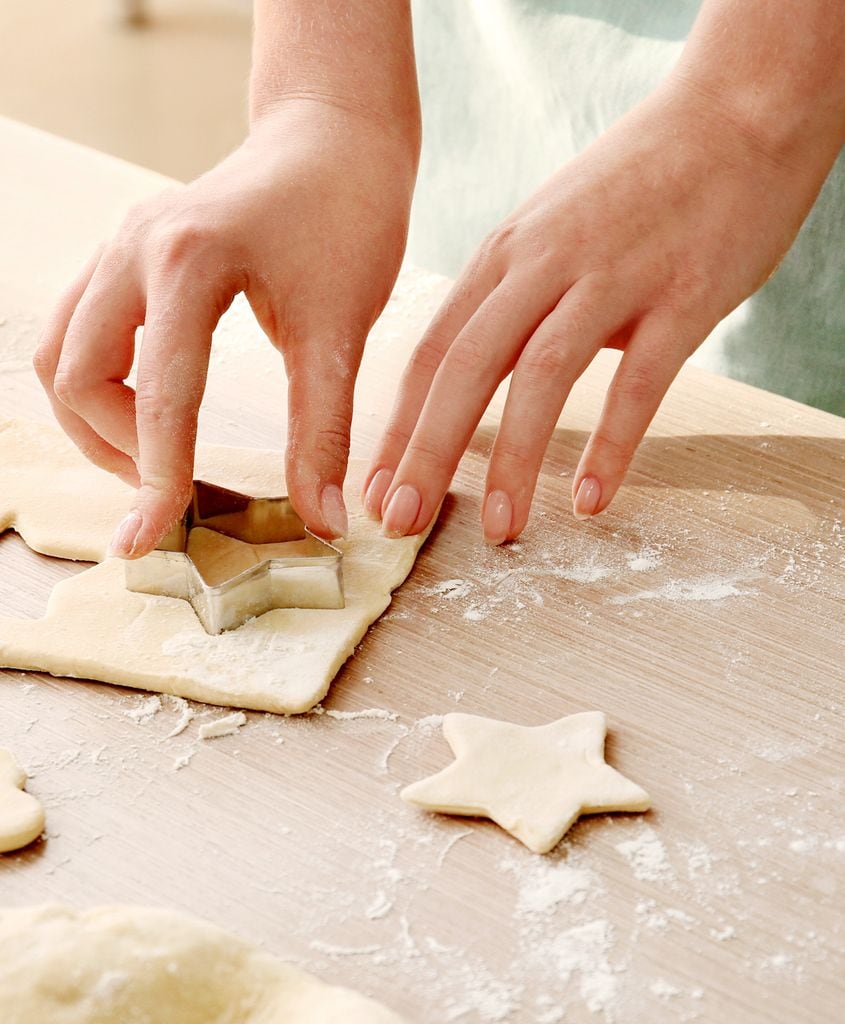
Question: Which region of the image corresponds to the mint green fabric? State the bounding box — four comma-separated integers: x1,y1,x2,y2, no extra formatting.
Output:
408,1,844,414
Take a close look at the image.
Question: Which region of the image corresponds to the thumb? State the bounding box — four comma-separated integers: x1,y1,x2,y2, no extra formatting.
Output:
283,338,362,540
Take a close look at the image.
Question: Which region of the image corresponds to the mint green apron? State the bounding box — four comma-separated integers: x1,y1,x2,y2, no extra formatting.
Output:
408,1,844,414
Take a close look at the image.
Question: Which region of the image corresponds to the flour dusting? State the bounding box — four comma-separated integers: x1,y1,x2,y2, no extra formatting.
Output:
615,827,675,882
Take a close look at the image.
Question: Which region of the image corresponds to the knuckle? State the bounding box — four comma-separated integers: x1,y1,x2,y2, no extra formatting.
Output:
290,405,351,467
141,475,193,509
520,339,572,383
492,436,533,468
150,217,217,271
407,437,449,473
52,368,88,409
616,364,661,407
478,220,518,264
313,422,351,463
120,201,152,236
134,385,183,429
445,334,489,380
405,337,445,381
590,427,635,465
380,423,413,454
32,342,56,383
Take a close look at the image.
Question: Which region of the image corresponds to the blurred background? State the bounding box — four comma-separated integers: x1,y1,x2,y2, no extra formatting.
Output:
2,0,841,413
0,0,252,182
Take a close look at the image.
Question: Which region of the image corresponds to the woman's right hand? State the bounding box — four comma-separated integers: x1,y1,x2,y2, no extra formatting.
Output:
34,97,419,557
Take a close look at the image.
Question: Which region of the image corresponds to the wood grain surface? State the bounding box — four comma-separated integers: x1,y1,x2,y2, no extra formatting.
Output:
1,118,843,1023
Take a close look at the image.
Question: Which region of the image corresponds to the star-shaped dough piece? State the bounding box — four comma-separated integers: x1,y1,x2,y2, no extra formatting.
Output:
0,749,45,853
401,711,650,853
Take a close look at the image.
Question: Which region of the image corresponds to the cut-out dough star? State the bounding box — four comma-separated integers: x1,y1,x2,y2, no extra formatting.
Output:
0,748,45,853
401,711,650,853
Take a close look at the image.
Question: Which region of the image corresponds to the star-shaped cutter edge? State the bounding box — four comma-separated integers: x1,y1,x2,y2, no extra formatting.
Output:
401,710,651,853
124,480,344,635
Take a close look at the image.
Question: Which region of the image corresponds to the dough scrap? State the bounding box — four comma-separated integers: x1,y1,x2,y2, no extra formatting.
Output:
0,904,407,1023
0,418,433,714
0,748,45,853
401,711,651,854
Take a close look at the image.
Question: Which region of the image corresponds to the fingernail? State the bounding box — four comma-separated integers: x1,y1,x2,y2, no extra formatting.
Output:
108,509,143,557
573,476,601,520
483,490,512,546
382,484,421,538
363,468,393,520
320,484,348,539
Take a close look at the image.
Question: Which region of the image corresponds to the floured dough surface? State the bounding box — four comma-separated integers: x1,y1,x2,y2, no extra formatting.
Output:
0,418,433,713
0,904,407,1023
0,748,45,853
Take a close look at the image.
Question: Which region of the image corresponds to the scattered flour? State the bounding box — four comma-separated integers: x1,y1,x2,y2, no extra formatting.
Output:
550,920,618,1017
310,940,385,958
615,827,675,882
501,855,597,916
612,577,752,604
625,548,662,572
649,978,681,1001
421,579,474,601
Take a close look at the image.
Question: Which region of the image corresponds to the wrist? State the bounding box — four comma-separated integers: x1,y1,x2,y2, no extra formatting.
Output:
249,1,420,159
250,87,421,160
669,2,845,174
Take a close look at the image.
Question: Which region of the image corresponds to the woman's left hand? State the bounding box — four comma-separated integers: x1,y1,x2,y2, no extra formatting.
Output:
361,73,832,544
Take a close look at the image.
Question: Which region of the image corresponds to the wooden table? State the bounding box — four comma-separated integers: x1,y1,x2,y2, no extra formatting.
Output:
1,117,843,1024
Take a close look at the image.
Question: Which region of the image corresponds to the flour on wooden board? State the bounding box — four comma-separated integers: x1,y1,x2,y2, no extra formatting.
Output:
6,677,842,1021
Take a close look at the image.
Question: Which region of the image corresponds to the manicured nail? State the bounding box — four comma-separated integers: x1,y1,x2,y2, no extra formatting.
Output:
382,484,421,538
108,509,143,557
573,476,601,520
363,468,393,520
320,484,348,539
483,490,513,546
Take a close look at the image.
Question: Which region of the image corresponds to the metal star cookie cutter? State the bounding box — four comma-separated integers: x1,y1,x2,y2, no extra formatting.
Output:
124,480,344,635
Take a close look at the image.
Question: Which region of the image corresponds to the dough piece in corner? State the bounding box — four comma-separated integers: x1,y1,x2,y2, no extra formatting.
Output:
0,748,45,853
0,418,434,714
401,711,651,854
0,904,407,1024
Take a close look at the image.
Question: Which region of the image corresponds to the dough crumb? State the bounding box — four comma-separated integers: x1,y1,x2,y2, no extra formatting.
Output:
324,707,398,722
123,696,162,723
163,696,195,738
198,712,247,740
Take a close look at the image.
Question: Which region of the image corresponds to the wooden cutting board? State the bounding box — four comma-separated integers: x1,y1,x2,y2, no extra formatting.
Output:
1,117,843,1024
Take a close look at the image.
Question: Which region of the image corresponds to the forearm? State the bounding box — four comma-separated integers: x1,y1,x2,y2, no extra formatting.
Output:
250,0,420,151
672,0,845,170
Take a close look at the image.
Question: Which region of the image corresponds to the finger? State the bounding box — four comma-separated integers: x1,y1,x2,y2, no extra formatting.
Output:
33,249,139,484
482,279,629,544
361,255,501,518
572,312,693,519
282,334,364,540
110,284,219,558
52,246,144,461
380,275,557,538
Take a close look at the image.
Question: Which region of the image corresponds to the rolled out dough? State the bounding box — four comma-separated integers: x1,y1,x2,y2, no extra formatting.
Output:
0,418,433,714
0,748,45,853
0,904,407,1023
